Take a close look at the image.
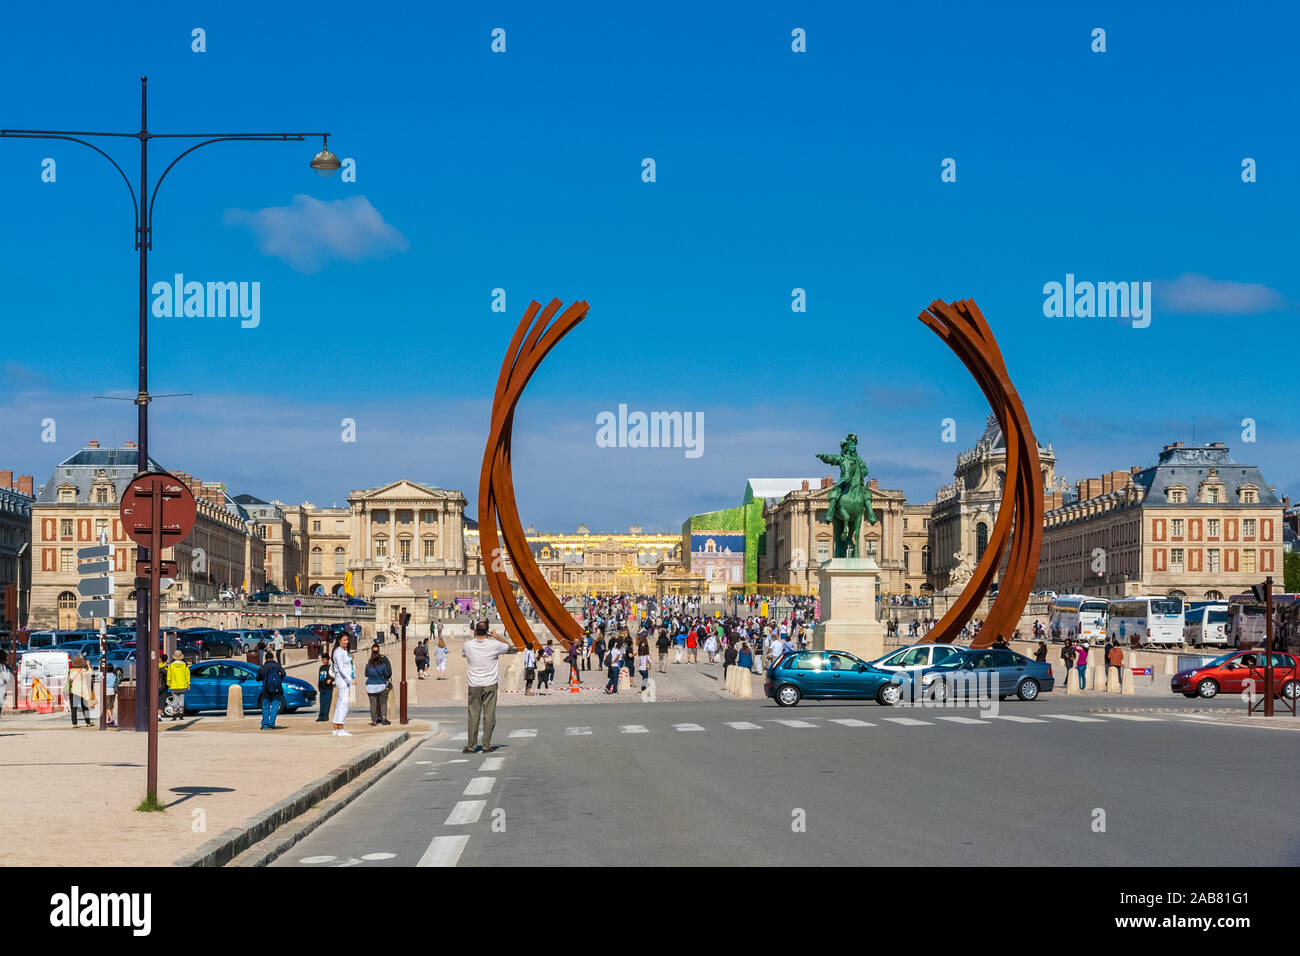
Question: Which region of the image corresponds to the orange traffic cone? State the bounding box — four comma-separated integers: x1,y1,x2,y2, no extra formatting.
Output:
569,670,582,694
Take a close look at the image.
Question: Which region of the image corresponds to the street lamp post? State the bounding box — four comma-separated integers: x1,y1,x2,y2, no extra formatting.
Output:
1,77,339,733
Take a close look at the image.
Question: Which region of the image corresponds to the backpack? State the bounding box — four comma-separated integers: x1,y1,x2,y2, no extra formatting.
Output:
264,663,284,695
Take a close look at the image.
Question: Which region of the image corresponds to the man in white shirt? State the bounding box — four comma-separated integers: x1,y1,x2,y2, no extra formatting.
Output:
462,620,515,753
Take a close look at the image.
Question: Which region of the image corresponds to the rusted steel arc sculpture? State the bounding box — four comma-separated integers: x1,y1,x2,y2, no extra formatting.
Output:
917,299,1044,650
479,298,589,650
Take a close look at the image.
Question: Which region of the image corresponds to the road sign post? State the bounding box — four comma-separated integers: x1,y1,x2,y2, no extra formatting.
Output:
399,607,410,725
119,471,197,805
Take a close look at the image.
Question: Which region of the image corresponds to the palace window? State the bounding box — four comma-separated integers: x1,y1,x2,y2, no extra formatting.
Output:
94,486,110,504
336,520,344,531
333,548,346,573
95,518,108,540
58,590,76,610
1207,519,1220,538
399,539,412,563
423,539,437,560
903,545,910,571
1241,488,1258,504
975,522,989,561
60,548,74,572
1243,519,1256,538
311,547,322,575
375,539,387,559
1170,548,1184,573
1171,519,1184,538
1168,487,1186,504
816,540,830,562
1205,487,1218,503
1206,549,1220,574
58,487,75,503
922,545,931,573
1242,549,1256,574
312,520,321,532
60,519,73,538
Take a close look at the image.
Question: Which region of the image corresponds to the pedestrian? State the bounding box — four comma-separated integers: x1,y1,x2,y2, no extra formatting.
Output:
434,637,449,679
330,634,354,737
414,639,428,680
604,640,623,694
257,650,287,730
1034,641,1048,663
537,641,552,695
673,627,685,664
991,634,1009,650
523,641,537,696
103,665,119,726
739,642,754,674
656,627,670,672
1107,641,1124,686
68,655,94,727
165,651,190,721
315,653,334,722
364,642,393,726
637,639,651,692
723,640,737,680
1061,639,1076,687
686,627,698,663
566,638,581,685
543,639,556,688
0,653,10,719
461,620,514,754
1076,641,1088,690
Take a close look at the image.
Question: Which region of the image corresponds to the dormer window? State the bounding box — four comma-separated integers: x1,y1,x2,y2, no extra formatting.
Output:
1239,484,1259,504
1197,468,1227,504
1167,484,1186,504
57,484,76,503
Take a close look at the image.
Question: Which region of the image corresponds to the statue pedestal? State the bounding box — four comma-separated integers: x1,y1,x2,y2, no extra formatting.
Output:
811,557,885,663
374,584,428,647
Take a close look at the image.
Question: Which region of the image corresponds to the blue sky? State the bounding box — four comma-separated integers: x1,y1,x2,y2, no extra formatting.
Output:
1,0,1296,530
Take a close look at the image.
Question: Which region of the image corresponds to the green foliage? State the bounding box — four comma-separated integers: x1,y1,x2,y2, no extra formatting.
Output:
136,794,166,813
1284,551,1300,594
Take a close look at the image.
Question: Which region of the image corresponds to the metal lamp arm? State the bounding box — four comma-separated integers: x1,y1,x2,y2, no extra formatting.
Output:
0,131,139,231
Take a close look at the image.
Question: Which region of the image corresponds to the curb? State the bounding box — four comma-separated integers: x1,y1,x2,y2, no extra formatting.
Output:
173,730,414,867
229,732,430,867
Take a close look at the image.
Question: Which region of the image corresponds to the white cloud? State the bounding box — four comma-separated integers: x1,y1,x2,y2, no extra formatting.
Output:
224,195,409,273
1152,273,1292,315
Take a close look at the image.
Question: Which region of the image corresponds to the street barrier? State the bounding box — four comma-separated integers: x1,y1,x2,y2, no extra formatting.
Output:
1064,668,1079,693
226,683,243,719
1122,667,1136,695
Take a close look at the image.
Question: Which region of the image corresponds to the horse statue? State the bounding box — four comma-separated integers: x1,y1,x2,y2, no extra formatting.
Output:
815,433,878,559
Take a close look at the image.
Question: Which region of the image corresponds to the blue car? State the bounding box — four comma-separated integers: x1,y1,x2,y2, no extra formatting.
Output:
764,649,903,707
182,660,317,714
914,648,1056,702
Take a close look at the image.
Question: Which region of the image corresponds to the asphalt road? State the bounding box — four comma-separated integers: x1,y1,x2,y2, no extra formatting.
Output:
274,694,1300,867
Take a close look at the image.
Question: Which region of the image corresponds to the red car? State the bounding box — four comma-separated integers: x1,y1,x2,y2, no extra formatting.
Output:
1171,650,1298,700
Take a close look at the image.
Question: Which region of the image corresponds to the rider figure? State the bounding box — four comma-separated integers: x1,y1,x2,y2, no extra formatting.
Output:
817,433,865,530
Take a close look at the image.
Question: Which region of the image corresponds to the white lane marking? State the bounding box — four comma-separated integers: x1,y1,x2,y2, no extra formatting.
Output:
725,721,763,730
986,715,1049,724
449,758,469,763
935,716,986,725
1177,714,1219,721
565,726,592,736
480,756,505,771
417,835,470,867
1041,714,1106,723
673,723,705,732
300,855,336,864
360,852,396,861
463,776,495,796
620,725,649,733
444,800,486,825
1098,713,1164,722
450,732,468,741
414,760,433,765
772,719,817,728
508,728,537,738
881,717,933,726
828,718,875,727
426,747,467,752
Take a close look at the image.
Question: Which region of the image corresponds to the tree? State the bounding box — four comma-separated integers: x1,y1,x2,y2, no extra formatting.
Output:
1284,551,1300,594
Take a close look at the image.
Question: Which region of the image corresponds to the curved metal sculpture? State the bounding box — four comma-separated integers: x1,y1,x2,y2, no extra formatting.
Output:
917,299,1043,650
479,295,1041,653
479,298,589,649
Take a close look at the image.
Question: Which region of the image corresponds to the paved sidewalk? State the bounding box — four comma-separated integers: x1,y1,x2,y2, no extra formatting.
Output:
0,709,432,866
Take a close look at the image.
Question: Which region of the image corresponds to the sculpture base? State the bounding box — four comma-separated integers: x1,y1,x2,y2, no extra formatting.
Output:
374,585,429,645
811,557,885,664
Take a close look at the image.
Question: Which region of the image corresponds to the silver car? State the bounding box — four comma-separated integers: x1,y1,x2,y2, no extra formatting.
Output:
871,643,966,672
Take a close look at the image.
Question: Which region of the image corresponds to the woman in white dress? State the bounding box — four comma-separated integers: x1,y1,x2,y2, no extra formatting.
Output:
330,634,355,737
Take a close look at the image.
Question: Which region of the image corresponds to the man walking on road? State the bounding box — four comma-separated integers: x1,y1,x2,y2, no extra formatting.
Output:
257,650,287,730
463,620,514,754
656,627,670,672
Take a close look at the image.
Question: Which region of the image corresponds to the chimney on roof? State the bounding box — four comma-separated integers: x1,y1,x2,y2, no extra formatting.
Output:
820,476,833,489
869,478,878,490
0,470,11,489
801,479,809,491
87,440,99,448
1130,465,1141,474
16,475,33,497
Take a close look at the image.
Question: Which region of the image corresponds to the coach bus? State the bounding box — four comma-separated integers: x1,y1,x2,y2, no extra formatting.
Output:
1182,601,1229,647
1225,593,1300,651
1047,594,1109,644
1106,595,1185,647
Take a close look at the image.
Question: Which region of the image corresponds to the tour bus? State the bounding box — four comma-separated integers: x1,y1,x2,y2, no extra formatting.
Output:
1225,593,1300,650
1182,601,1229,647
1047,594,1109,645
1106,594,1185,647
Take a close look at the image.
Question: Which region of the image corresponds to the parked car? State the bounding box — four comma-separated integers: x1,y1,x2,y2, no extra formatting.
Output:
175,629,238,658
345,597,371,607
915,648,1056,702
88,648,138,682
765,649,903,707
181,660,317,714
1170,650,1298,700
871,643,967,672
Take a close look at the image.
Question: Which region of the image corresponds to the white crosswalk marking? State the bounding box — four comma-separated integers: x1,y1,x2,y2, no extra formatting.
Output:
565,726,592,736
773,719,817,728
1041,714,1106,723
417,835,470,867
480,756,504,771
463,777,495,796
828,718,875,727
987,715,1049,724
936,716,986,725
1098,713,1164,722
881,717,933,726
444,801,486,825
673,723,705,732
620,725,649,734
451,732,468,741
508,728,537,738
725,721,763,730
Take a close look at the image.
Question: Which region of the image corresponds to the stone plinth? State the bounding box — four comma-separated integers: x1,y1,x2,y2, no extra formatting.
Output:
374,584,429,648
811,557,885,663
